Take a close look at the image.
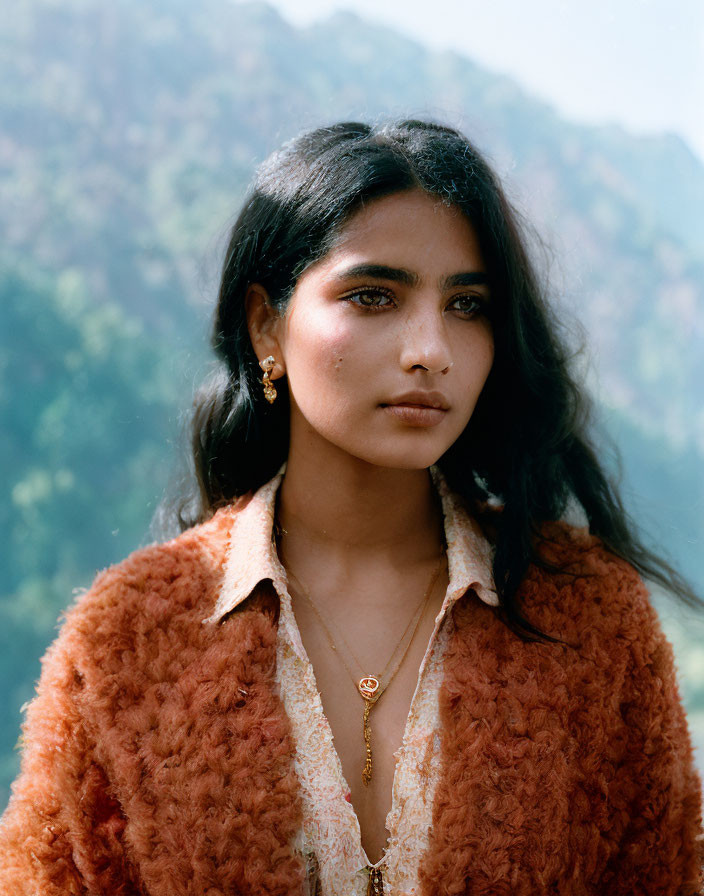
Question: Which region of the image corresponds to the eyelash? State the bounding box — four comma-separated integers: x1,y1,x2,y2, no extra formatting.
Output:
341,287,489,318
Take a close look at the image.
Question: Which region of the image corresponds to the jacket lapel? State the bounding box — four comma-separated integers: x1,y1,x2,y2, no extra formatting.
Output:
420,580,576,894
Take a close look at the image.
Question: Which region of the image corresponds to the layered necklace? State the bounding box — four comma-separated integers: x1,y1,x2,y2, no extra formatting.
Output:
279,537,445,787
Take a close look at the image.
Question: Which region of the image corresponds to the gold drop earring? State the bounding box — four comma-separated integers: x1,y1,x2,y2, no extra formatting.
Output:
259,355,277,403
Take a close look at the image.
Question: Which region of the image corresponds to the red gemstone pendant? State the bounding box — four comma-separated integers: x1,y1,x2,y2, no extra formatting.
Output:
358,676,381,702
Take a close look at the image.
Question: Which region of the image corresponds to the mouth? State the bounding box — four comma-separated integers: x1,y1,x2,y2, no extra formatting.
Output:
380,391,450,411
381,402,443,409
379,403,448,426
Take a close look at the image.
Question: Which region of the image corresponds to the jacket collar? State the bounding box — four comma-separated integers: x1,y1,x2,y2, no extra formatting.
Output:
203,462,497,626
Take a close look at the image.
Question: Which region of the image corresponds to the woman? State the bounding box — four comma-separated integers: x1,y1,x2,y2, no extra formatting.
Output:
1,119,702,895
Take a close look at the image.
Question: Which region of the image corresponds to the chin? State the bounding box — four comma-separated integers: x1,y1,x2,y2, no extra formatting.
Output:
348,442,450,472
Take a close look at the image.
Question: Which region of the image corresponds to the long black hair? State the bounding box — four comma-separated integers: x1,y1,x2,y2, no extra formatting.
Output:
155,117,703,643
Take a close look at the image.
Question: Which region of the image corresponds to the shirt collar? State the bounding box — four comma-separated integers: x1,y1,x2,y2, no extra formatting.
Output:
203,462,497,625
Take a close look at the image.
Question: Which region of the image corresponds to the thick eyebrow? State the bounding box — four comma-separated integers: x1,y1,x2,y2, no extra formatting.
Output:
328,263,490,291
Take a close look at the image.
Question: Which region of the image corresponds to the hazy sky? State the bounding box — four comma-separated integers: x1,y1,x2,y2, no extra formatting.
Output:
251,0,704,164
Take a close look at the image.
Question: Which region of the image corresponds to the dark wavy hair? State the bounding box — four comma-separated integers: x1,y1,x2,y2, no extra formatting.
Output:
155,117,703,644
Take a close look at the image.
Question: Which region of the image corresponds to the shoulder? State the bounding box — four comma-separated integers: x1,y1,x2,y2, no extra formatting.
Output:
517,523,687,746
519,519,656,648
57,503,239,665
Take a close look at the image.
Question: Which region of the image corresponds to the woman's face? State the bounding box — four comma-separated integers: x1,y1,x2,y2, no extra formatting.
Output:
256,188,494,471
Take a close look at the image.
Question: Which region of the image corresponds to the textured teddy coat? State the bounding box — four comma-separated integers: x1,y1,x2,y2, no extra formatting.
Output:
0,496,703,895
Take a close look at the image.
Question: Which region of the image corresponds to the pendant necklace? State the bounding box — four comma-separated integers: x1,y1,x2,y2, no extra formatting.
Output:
283,550,445,786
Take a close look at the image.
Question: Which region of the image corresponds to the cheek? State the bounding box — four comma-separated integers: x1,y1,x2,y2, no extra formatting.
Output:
301,322,349,373
482,335,496,375
286,311,370,401
457,330,495,399
476,323,495,369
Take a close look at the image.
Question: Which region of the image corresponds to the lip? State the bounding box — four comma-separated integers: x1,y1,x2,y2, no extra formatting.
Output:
381,391,450,411
381,404,447,426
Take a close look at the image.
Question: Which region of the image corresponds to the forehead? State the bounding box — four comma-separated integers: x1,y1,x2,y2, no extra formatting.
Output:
318,189,484,272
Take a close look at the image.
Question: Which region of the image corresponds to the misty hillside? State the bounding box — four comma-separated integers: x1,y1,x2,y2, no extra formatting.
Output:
1,0,702,807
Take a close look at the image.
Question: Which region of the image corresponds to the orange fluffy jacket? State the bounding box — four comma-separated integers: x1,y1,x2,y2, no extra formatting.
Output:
0,499,703,895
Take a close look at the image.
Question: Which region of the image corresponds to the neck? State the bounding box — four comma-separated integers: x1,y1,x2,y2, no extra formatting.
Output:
275,448,446,578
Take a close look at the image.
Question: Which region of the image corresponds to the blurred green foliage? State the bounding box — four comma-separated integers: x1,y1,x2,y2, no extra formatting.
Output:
0,255,189,796
1,0,703,808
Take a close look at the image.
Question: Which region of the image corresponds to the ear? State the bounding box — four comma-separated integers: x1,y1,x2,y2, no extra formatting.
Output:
244,283,286,380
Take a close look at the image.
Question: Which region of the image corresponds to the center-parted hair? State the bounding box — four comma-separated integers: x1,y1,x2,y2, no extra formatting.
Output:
156,118,702,643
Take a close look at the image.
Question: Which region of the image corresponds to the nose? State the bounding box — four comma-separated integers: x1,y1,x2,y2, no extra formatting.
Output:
398,307,454,375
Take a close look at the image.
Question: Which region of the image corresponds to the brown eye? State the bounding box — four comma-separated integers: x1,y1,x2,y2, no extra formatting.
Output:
450,294,488,317
343,288,394,309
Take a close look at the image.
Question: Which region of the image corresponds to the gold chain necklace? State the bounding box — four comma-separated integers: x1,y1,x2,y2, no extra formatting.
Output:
283,551,445,786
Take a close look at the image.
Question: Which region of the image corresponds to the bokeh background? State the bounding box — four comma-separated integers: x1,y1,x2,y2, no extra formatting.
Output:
1,0,703,810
